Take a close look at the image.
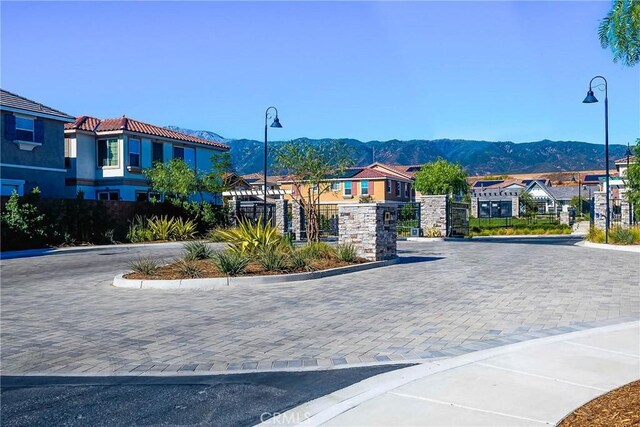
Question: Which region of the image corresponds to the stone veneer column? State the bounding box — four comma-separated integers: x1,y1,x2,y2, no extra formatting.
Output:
511,196,520,217
290,200,305,240
593,191,607,230
620,189,631,228
274,199,288,235
470,197,478,218
560,205,570,226
338,203,397,261
419,195,448,237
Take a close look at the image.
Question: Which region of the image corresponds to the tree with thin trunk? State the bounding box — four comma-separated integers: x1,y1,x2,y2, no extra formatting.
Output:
274,139,354,242
598,0,640,66
414,158,469,196
623,139,640,217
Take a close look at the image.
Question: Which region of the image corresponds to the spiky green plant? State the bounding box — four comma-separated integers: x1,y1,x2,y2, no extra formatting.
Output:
147,215,176,241
258,249,288,272
173,217,198,240
176,259,204,279
127,215,153,243
335,243,358,262
182,241,215,261
211,217,284,255
212,250,250,276
298,241,336,260
289,249,313,271
128,256,160,276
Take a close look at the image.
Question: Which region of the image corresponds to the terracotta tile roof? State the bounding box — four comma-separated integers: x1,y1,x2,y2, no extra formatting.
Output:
615,155,636,164
65,115,230,150
353,168,411,180
1,89,74,120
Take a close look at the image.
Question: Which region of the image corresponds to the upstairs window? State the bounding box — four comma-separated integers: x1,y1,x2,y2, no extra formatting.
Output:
405,183,410,198
387,180,392,193
361,180,369,195
173,146,195,167
330,182,341,191
16,116,34,141
344,181,352,196
152,142,163,164
396,182,401,197
98,139,119,167
129,138,141,168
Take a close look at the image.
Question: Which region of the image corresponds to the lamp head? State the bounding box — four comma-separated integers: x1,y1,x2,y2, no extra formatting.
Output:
582,90,598,103
270,116,282,128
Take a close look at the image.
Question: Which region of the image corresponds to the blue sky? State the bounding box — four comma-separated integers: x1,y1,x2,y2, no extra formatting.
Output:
1,1,638,144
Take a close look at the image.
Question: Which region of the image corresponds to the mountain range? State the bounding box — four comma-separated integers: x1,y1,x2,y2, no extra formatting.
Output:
165,126,630,176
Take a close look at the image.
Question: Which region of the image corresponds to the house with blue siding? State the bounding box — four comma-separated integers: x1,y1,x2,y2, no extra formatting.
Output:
1,89,75,197
64,115,230,201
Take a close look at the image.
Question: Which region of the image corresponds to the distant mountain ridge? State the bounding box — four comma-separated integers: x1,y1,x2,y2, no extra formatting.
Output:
166,126,629,175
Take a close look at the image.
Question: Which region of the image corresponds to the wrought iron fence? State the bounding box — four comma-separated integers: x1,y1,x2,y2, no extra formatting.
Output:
470,213,560,229
397,202,421,237
318,204,339,238
236,202,276,226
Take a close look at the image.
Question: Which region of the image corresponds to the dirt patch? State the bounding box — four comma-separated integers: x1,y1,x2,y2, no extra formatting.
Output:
558,380,640,427
124,258,366,280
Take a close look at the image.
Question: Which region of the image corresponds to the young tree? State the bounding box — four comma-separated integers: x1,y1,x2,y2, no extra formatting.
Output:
414,159,469,196
518,192,537,217
274,139,354,242
598,0,640,66
624,139,640,216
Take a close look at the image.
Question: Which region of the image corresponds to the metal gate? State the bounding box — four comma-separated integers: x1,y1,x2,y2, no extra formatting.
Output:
398,202,421,237
236,201,276,226
318,204,339,238
447,199,469,237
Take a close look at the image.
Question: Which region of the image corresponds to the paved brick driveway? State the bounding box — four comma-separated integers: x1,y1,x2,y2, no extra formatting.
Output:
1,239,638,375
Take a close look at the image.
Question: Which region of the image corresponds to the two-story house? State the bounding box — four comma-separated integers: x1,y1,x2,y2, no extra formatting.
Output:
1,89,75,197
64,115,230,201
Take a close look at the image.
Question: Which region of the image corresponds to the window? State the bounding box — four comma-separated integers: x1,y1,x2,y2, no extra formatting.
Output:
64,138,72,168
405,183,409,198
136,191,160,202
330,181,341,191
396,182,401,197
97,191,119,201
361,180,369,195
129,138,141,168
387,180,392,193
16,116,34,141
173,146,195,167
344,181,352,196
152,142,163,164
98,139,119,167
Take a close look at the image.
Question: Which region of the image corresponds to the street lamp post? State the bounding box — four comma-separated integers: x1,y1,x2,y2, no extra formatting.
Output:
625,143,633,225
263,106,282,227
573,173,582,217
583,76,610,243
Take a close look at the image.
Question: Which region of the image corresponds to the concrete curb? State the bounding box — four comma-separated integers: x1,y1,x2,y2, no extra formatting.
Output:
257,320,639,427
577,240,640,253
113,257,401,290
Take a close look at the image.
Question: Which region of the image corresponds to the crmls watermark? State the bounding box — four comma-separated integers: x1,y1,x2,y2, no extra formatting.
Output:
260,411,312,423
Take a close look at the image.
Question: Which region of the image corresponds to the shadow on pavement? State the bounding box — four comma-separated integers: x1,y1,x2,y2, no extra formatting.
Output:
454,236,583,246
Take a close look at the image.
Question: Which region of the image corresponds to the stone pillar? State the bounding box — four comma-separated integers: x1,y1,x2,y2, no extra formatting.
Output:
511,196,520,217
227,198,241,227
274,199,288,235
470,197,478,218
338,203,397,261
290,200,305,240
620,189,631,228
560,205,570,226
593,191,607,230
419,195,447,237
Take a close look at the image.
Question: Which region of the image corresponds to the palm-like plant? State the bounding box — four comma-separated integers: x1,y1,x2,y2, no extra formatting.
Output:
212,217,284,255
598,0,640,66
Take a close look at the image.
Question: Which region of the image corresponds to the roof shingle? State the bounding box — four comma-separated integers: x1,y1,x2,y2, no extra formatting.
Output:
0,89,74,120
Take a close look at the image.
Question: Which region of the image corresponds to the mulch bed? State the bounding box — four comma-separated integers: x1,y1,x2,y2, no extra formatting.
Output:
558,380,640,427
125,258,366,280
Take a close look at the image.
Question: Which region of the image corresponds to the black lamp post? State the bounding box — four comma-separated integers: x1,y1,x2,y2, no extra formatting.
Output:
583,76,610,243
572,173,582,216
264,106,282,227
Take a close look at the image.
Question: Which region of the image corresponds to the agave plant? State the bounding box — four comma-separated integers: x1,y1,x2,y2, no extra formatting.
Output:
212,250,250,276
182,240,215,261
147,215,176,241
212,217,284,255
173,217,198,240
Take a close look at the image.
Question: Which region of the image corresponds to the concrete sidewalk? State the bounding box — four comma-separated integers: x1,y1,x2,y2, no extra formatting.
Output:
261,321,639,426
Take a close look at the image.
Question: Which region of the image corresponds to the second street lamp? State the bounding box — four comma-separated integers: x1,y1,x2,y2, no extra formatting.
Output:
583,75,610,243
264,106,282,227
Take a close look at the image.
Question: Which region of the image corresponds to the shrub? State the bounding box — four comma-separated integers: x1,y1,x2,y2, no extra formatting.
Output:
127,215,153,243
129,256,160,276
1,188,49,249
586,227,606,243
147,215,176,241
212,250,250,276
182,241,215,261
207,228,226,242
212,217,284,255
258,249,288,272
176,259,204,278
173,217,198,240
335,243,358,262
424,226,442,238
299,241,336,259
289,249,313,271
610,227,635,245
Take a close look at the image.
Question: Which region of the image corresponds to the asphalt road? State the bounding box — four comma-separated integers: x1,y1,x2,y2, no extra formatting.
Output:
1,365,407,427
